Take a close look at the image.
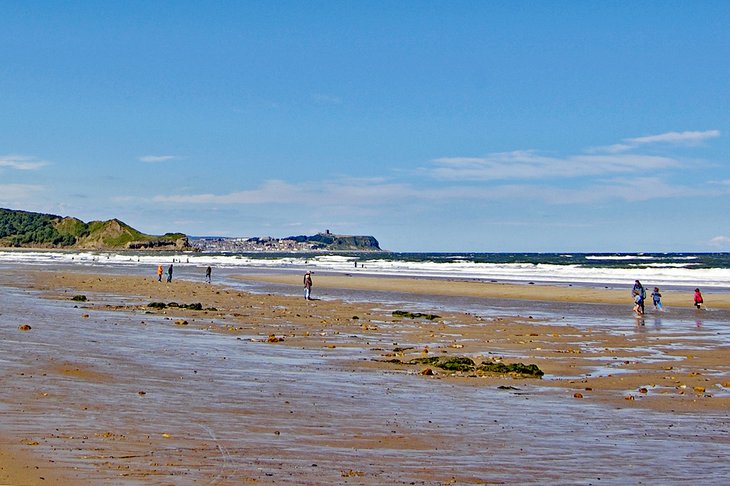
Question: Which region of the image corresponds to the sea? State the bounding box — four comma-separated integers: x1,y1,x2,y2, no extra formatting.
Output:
2,249,730,290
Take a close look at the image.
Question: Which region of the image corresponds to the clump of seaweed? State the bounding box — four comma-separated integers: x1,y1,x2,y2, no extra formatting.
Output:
392,310,441,321
408,356,476,372
385,355,544,378
476,360,544,378
147,302,206,311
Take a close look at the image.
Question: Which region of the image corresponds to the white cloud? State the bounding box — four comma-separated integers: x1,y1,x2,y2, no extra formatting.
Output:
153,179,417,207
0,155,48,170
591,130,720,153
138,155,180,163
627,130,720,145
428,151,678,181
709,236,730,248
0,184,44,202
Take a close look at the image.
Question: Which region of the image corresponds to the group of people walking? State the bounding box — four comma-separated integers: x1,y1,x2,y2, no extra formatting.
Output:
152,264,314,300
157,264,174,283
632,280,704,315
155,263,211,283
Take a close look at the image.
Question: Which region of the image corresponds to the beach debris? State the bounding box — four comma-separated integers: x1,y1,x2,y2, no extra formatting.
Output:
161,433,172,438
71,295,87,301
693,386,706,393
82,314,90,318
18,324,32,331
267,334,284,343
20,438,40,446
391,310,441,321
137,391,146,396
624,395,635,401
498,385,519,390
420,368,434,376
175,319,188,326
721,382,730,388
352,315,360,320
342,470,365,478
573,392,583,399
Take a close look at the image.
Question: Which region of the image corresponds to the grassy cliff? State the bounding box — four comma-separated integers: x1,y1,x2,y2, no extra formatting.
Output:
0,208,190,250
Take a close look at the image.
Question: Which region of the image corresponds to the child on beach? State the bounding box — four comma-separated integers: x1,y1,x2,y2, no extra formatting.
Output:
633,292,644,315
157,264,163,282
693,288,703,309
632,280,646,314
651,287,663,311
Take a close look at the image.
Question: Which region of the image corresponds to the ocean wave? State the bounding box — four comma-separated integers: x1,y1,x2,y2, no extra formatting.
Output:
1,250,729,289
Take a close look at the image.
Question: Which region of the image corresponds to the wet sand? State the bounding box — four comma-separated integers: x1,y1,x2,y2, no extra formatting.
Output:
1,267,729,484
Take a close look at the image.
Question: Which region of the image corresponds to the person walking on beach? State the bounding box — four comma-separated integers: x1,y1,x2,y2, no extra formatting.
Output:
167,263,173,283
205,265,212,284
157,264,163,282
632,280,646,314
693,288,704,309
303,271,313,300
651,287,663,311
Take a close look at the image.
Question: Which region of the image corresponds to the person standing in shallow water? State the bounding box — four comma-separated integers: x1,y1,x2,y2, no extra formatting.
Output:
651,287,663,311
303,271,313,300
167,263,173,283
694,288,704,309
205,265,212,284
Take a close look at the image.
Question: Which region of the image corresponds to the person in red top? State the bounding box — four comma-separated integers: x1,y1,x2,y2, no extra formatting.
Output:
693,288,704,309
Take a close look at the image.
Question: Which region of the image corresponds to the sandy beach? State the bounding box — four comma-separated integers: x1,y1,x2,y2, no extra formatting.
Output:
1,266,729,484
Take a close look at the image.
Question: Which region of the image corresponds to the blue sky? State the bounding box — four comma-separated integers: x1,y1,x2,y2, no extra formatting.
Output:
1,1,729,252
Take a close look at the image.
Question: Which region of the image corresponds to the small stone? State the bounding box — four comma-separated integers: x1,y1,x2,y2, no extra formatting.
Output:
573,392,583,399
18,324,32,331
639,387,648,394
624,395,635,401
421,368,434,376
693,386,706,393
175,319,188,326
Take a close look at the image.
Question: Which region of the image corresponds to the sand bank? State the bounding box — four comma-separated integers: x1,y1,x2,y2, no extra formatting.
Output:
238,273,730,308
